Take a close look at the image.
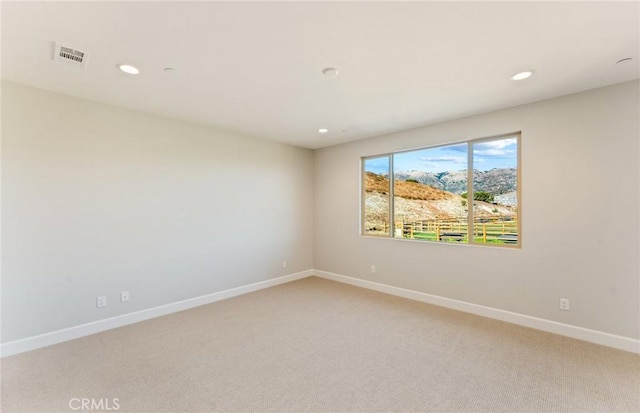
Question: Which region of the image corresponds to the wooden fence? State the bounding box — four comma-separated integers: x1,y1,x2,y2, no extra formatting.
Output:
396,217,518,244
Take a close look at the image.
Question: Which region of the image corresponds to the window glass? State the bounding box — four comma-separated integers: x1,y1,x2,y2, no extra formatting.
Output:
363,156,391,236
393,144,468,242
471,137,519,245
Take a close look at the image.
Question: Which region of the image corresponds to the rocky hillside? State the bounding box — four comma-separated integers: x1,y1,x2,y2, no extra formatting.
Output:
394,168,516,195
364,172,516,223
365,172,456,201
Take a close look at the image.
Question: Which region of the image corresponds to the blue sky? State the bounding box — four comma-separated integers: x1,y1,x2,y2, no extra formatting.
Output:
364,137,517,174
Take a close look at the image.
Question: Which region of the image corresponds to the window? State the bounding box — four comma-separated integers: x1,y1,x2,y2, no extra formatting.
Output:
362,133,520,247
363,156,391,236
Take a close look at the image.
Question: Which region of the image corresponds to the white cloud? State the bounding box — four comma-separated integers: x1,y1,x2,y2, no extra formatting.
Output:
476,138,516,150
418,156,466,164
473,138,517,157
473,149,517,156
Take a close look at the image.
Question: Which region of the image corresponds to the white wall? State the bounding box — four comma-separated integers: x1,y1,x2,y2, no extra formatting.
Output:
1,81,314,343
3,79,638,348
314,80,640,340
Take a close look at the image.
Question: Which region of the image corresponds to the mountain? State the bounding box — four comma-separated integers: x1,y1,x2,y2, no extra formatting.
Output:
394,168,516,195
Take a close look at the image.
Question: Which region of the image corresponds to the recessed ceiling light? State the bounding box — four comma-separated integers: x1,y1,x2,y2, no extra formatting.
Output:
117,64,140,75
322,67,339,77
318,128,329,134
616,57,633,65
510,71,533,80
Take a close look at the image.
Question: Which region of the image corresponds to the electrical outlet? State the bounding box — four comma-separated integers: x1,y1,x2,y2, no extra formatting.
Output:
560,298,570,311
370,265,376,274
96,296,106,308
282,260,287,268
121,291,130,303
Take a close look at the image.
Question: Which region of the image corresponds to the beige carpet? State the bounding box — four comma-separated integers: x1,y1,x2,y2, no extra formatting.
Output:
2,276,639,413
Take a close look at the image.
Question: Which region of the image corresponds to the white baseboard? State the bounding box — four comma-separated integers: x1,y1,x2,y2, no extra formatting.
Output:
4,269,638,357
1,270,313,358
313,270,640,354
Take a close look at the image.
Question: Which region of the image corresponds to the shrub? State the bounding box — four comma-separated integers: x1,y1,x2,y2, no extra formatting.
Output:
475,191,494,203
461,191,494,203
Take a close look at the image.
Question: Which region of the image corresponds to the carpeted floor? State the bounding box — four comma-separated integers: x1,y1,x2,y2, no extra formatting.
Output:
2,276,639,413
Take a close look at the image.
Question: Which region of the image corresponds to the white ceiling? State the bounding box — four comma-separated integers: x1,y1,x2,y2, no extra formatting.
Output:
2,1,639,149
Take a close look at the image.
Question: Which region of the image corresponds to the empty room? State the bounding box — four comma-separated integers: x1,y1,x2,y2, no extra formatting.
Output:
1,1,639,412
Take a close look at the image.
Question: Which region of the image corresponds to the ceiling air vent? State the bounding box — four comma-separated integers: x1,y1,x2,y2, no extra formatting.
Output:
52,42,89,68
